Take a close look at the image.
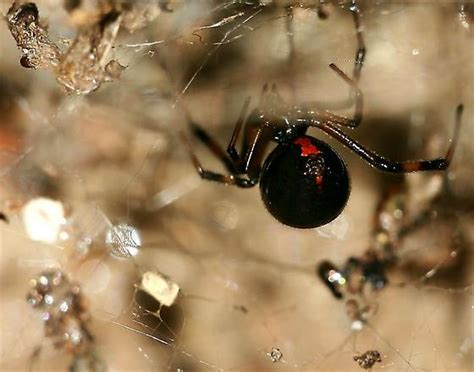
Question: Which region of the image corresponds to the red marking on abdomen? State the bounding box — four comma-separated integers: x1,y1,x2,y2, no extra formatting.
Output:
293,137,320,157
315,175,324,187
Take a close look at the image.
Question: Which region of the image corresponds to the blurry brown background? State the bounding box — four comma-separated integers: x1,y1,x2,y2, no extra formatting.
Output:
0,0,473,371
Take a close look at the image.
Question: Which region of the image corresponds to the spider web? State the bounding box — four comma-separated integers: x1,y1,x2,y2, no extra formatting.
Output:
0,0,473,371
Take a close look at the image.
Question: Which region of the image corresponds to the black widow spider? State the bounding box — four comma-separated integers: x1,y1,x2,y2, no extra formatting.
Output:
183,4,463,229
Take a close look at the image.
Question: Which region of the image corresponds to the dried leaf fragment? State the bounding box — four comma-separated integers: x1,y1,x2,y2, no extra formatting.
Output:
7,2,61,69
56,11,124,94
6,1,128,94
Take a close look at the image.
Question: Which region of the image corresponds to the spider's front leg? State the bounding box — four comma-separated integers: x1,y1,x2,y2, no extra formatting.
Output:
226,96,251,164
320,63,363,128
301,0,366,113
182,100,272,188
295,64,363,129
182,130,258,188
182,131,258,188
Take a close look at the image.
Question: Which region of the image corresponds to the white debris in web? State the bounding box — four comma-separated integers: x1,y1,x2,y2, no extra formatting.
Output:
137,271,180,307
105,223,141,258
351,320,364,331
353,350,382,370
267,347,283,363
22,198,66,244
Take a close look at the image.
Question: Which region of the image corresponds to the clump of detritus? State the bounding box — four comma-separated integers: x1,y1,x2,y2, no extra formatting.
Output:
315,185,407,332
6,2,62,69
316,125,472,334
316,208,394,328
6,1,174,94
353,350,382,370
317,144,462,299
27,270,104,371
266,347,283,363
316,183,410,304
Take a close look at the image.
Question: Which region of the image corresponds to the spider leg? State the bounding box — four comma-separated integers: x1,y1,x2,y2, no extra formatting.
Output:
188,96,253,173
322,63,363,128
183,107,272,188
188,120,238,173
296,64,363,128
285,6,296,69
350,0,366,83
301,0,366,111
181,132,258,188
314,105,463,173
259,83,292,118
227,96,251,163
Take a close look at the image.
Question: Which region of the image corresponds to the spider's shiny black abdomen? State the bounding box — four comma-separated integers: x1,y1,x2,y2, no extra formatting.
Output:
259,136,350,229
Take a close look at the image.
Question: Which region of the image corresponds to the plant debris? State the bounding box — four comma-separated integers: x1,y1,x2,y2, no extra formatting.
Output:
6,2,61,69
6,1,170,94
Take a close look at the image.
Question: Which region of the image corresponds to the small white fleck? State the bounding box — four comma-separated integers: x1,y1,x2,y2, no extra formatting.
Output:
351,320,364,331
44,294,54,305
22,198,65,244
328,270,341,283
59,231,69,241
267,347,283,363
38,276,48,286
425,269,436,278
59,301,69,312
393,209,403,219
69,329,82,344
